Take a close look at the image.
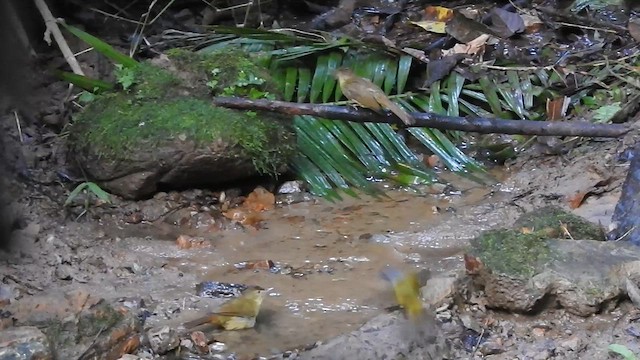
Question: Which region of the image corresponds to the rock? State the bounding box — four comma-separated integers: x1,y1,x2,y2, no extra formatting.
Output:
0,326,52,360
421,275,458,307
466,224,640,315
297,311,452,360
7,295,143,359
519,339,556,360
558,335,581,352
148,326,180,355
54,264,73,280
67,51,296,200
277,181,306,194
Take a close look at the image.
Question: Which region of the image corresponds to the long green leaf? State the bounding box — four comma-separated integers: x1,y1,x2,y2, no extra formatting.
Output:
61,23,139,68
56,71,114,92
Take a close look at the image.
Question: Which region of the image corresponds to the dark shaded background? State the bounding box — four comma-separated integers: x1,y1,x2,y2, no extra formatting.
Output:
0,0,42,250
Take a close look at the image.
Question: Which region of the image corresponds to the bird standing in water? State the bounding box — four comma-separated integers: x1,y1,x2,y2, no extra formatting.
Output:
333,68,415,126
183,286,267,331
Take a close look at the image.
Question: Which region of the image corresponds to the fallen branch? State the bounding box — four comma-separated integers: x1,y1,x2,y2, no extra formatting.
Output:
212,97,632,138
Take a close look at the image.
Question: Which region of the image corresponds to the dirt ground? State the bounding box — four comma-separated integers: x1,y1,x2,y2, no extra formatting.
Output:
1,31,640,360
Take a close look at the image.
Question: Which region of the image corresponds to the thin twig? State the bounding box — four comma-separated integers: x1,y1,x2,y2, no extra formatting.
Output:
212,97,632,137
13,111,23,143
34,0,84,75
555,21,617,33
89,7,143,24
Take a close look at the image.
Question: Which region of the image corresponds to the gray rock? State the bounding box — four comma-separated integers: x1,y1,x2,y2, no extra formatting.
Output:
469,234,640,316
298,312,451,360
0,326,52,360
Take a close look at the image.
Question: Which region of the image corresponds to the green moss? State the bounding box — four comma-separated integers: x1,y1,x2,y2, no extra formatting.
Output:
70,48,295,176
514,206,604,240
166,47,280,98
470,229,551,277
73,95,294,175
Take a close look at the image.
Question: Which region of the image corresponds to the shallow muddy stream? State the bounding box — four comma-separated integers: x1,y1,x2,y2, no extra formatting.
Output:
101,168,515,356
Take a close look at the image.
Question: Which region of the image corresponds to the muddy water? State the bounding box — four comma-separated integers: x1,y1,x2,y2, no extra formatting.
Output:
118,169,511,356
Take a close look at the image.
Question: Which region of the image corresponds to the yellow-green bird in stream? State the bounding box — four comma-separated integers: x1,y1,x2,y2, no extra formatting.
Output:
380,266,424,320
183,286,267,331
333,68,415,126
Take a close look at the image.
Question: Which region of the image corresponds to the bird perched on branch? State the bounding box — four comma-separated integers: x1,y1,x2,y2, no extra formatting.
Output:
333,68,415,126
183,286,267,331
380,266,424,320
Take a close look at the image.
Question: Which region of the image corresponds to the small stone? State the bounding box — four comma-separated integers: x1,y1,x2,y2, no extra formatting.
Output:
478,339,504,355
421,276,457,307
148,326,180,354
180,338,193,350
277,181,305,194
117,355,143,360
531,327,546,337
459,314,482,333
558,336,581,351
210,341,226,352
0,326,52,360
55,265,73,280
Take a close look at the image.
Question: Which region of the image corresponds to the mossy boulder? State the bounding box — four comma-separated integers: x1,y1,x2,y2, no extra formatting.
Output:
465,207,635,316
67,49,296,199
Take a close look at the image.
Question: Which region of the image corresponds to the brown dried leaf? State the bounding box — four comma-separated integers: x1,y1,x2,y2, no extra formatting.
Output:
176,235,211,249
234,259,275,271
567,191,589,209
243,187,275,212
546,96,570,121
464,254,483,274
442,34,490,56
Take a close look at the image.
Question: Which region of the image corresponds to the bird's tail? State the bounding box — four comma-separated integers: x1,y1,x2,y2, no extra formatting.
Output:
385,101,415,126
183,314,220,330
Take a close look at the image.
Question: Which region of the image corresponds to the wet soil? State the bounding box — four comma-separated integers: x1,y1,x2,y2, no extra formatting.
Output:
1,127,635,359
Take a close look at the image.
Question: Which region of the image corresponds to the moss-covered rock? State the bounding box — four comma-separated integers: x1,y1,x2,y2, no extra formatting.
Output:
470,229,551,278
513,206,604,241
67,49,296,199
465,206,626,315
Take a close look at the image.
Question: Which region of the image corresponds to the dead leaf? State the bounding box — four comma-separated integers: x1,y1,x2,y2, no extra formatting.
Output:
490,8,525,38
546,96,570,121
567,176,615,209
234,260,275,271
442,34,490,57
423,55,465,87
464,254,483,274
243,187,275,212
401,47,429,62
520,227,534,234
568,191,589,209
521,13,543,33
424,5,454,21
426,155,441,168
411,20,446,33
190,330,209,353
176,235,211,249
223,208,264,228
446,11,496,43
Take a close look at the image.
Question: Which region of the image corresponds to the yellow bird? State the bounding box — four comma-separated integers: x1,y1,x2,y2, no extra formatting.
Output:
380,266,424,320
183,286,267,331
333,68,415,126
